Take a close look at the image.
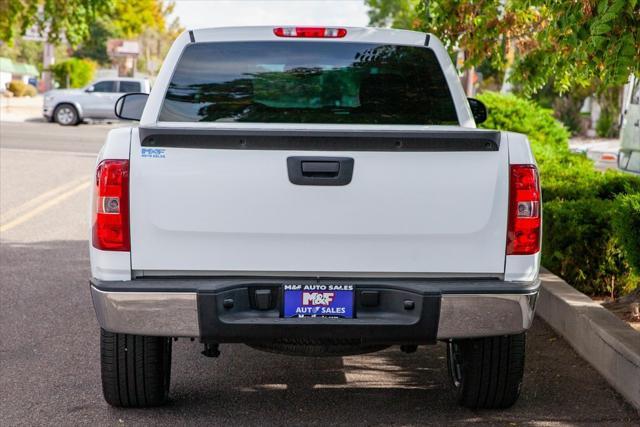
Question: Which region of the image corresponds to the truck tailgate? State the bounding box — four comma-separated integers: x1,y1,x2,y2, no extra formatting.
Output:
129,128,508,275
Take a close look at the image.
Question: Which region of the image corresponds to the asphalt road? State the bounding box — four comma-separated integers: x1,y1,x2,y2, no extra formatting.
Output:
1,121,639,426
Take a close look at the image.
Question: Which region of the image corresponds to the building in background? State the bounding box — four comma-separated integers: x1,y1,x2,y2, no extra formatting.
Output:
0,57,39,91
13,62,39,86
106,39,140,77
0,57,13,90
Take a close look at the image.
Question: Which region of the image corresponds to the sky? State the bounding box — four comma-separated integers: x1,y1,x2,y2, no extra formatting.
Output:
168,0,371,30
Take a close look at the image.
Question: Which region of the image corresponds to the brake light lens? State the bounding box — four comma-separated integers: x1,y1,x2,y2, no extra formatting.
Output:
273,27,347,38
507,164,541,255
92,160,130,251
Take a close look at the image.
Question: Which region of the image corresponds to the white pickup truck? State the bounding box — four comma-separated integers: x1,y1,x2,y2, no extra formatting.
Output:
90,26,541,410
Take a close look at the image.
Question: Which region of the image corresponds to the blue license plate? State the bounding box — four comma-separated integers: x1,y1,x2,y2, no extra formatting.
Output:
283,284,354,318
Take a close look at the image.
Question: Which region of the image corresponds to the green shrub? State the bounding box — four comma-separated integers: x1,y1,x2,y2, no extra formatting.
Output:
478,91,640,296
543,198,634,296
598,170,640,200
7,80,37,97
612,194,640,277
596,109,616,138
50,58,96,88
7,80,26,96
24,83,37,96
539,155,600,201
596,88,622,138
542,166,640,203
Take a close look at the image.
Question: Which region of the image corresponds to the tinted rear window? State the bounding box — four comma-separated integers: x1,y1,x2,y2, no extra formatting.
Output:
119,81,141,93
159,41,458,125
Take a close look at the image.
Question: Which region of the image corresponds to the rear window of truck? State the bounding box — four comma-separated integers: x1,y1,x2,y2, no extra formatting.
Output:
159,41,459,125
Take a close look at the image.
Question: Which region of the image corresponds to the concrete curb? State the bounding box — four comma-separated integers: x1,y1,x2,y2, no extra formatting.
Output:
536,270,640,410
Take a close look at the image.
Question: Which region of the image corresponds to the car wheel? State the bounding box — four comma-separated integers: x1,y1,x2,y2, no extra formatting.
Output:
100,329,172,407
447,333,526,409
53,104,79,126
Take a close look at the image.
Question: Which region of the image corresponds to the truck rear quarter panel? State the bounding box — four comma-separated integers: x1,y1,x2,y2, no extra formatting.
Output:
89,127,132,281
504,131,540,282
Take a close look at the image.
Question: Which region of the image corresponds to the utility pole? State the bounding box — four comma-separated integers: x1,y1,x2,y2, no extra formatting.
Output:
23,13,53,92
42,42,55,91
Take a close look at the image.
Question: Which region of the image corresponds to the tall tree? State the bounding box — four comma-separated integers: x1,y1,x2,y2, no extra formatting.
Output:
109,0,167,39
72,0,181,72
366,0,640,94
0,0,113,45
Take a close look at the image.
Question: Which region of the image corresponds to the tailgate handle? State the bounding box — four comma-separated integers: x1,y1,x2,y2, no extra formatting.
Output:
287,156,354,186
301,161,340,176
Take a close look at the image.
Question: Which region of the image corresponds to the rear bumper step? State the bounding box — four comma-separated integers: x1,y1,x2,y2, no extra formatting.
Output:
90,277,539,342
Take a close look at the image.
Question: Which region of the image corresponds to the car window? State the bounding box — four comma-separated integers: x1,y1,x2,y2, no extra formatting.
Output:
619,151,640,174
119,81,141,93
93,81,118,93
159,41,459,125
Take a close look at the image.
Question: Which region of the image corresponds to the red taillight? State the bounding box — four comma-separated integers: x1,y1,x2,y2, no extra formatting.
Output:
273,27,347,38
507,164,541,255
92,159,130,251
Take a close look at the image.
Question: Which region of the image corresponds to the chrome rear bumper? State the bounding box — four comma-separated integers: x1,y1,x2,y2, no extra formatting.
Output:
91,288,199,337
437,293,537,338
91,278,539,340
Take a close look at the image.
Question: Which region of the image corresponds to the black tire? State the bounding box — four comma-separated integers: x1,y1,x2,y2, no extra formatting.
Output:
53,103,79,126
100,329,172,407
447,333,526,409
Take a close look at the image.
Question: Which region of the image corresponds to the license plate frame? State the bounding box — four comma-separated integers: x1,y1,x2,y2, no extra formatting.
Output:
283,284,354,318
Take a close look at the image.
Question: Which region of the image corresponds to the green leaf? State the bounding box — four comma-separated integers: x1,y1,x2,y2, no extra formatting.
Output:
597,0,609,15
608,0,626,14
590,23,612,35
619,45,636,60
599,12,617,23
591,35,608,49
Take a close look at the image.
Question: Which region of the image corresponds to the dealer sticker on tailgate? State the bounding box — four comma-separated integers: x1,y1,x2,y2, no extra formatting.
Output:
283,284,354,318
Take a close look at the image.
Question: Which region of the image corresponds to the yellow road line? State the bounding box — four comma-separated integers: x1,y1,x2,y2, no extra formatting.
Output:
0,175,91,223
0,180,91,233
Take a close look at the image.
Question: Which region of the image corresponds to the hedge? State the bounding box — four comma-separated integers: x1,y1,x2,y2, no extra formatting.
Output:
477,92,640,296
543,198,634,296
612,194,640,276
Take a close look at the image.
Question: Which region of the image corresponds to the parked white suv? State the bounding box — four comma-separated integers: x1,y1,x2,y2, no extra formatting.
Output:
90,27,541,409
43,77,150,125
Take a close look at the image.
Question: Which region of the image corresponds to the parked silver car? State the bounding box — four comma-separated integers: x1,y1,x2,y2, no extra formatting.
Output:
43,77,151,125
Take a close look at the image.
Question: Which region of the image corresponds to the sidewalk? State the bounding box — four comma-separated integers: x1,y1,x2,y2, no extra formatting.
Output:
0,95,44,122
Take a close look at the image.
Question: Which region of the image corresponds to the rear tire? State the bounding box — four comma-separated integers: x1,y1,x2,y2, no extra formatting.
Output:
100,329,172,407
447,333,526,409
53,103,79,126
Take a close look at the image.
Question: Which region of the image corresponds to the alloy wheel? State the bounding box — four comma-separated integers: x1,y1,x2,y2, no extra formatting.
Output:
56,106,76,125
